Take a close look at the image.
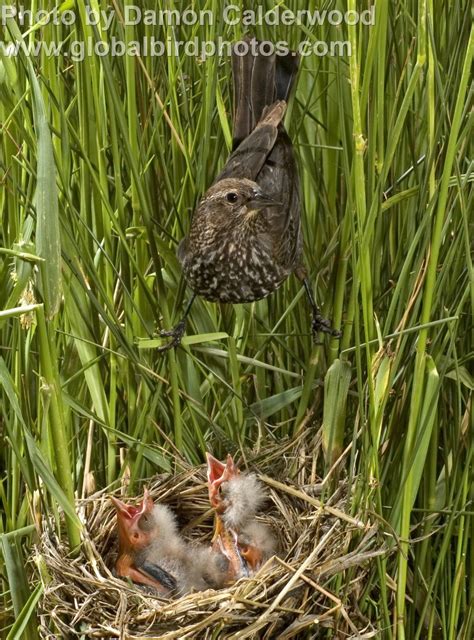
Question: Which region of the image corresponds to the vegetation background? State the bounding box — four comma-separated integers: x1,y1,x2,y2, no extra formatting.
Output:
0,0,472,638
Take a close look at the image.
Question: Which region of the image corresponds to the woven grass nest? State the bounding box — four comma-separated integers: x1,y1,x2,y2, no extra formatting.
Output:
36,436,389,639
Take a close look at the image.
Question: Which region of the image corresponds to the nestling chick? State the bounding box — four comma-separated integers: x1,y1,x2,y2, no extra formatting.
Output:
111,489,228,596
206,453,276,578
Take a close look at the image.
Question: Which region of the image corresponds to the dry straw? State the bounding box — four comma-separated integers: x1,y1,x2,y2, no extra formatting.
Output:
35,435,389,638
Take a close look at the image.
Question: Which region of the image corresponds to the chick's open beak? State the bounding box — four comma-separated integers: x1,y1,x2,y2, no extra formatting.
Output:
213,516,250,580
110,487,153,521
110,489,155,548
206,453,240,508
206,453,227,485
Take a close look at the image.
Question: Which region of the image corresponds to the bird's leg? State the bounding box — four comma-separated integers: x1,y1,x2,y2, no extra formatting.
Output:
157,293,196,353
302,278,341,341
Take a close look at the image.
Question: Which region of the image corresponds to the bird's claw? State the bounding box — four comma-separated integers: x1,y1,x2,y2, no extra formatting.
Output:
156,320,186,353
311,313,341,342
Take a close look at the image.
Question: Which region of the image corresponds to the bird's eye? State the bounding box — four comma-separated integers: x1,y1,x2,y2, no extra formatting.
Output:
139,514,150,527
226,192,239,204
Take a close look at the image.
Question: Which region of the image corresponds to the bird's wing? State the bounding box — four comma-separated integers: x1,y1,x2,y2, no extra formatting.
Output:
214,101,287,183
177,237,188,264
115,554,175,594
139,560,178,592
257,129,302,269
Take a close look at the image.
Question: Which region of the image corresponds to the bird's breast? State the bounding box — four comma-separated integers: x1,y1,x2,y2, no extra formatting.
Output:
181,227,289,303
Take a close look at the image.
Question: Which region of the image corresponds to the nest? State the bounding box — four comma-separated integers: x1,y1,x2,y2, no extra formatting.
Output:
35,437,389,639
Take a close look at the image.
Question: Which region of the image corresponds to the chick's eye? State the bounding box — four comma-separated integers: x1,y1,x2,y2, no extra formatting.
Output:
226,192,238,204
139,514,149,527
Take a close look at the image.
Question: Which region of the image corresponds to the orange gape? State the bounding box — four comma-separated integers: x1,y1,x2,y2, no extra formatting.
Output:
206,453,270,580
110,489,177,595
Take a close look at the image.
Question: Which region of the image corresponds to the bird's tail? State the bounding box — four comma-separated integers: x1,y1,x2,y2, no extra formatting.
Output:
231,37,299,149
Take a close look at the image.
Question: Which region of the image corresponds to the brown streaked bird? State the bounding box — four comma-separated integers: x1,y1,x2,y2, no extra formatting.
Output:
206,453,276,580
110,489,228,596
158,37,340,351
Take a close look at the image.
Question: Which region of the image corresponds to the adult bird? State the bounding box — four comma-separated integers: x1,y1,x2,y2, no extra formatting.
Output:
158,37,339,351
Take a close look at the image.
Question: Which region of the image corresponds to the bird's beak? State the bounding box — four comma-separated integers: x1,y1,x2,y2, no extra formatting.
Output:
206,453,227,485
110,488,153,522
240,543,263,572
206,453,239,483
206,453,240,507
246,192,281,209
207,453,228,508
224,454,239,479
213,515,250,580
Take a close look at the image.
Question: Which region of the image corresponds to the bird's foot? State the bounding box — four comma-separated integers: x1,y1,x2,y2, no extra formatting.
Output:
156,320,186,353
311,312,342,343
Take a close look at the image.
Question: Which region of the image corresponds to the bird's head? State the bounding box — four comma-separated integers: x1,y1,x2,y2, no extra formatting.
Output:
111,488,157,552
200,178,280,220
